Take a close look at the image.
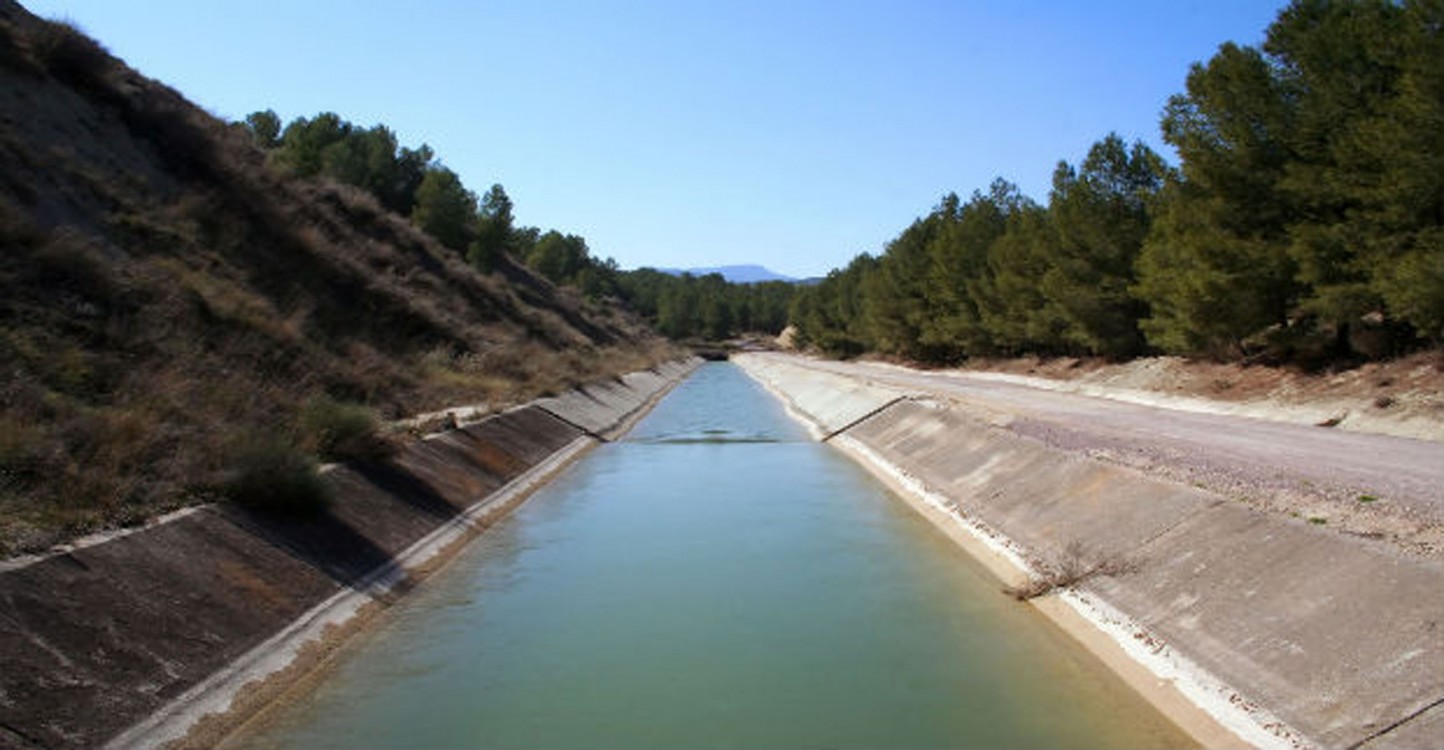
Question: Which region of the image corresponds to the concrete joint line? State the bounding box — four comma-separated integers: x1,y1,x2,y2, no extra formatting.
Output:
1344,694,1444,750
1118,499,1215,568
104,435,598,750
534,404,612,443
820,395,912,442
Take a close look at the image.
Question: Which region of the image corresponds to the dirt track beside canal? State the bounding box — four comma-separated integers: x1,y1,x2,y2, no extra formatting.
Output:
736,351,1444,750
786,356,1444,559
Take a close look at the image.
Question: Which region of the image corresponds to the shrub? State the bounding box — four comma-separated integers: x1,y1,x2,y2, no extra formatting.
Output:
0,417,51,494
30,19,113,93
1004,540,1138,601
29,228,120,303
299,395,393,463
223,434,330,516
118,87,224,180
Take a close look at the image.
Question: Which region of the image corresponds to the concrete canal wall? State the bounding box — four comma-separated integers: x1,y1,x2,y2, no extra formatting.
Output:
0,358,700,750
535,360,701,440
735,353,1443,750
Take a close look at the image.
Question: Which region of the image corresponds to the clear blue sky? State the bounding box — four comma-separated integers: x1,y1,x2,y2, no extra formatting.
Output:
24,0,1286,278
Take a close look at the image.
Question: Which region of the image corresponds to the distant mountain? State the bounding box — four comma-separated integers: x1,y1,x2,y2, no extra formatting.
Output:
656,264,796,283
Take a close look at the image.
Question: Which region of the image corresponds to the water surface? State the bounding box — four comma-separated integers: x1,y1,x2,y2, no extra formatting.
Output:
235,363,1191,749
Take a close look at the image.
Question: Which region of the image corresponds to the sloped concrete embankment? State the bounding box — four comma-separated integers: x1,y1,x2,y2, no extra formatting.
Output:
534,360,700,440
734,354,911,439
734,353,1443,750
0,358,700,750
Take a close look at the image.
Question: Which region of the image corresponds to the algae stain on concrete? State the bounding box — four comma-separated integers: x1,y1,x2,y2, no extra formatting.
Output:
231,363,1193,750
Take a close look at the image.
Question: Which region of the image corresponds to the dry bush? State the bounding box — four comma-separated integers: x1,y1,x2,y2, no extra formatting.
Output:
222,434,331,517
29,18,113,92
28,228,121,303
1004,540,1140,601
298,395,394,463
97,74,228,180
0,416,54,500
0,401,188,555
417,346,514,402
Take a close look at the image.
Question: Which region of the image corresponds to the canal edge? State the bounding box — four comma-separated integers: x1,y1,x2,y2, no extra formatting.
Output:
98,357,703,750
123,436,597,750
731,352,1305,750
827,434,1272,750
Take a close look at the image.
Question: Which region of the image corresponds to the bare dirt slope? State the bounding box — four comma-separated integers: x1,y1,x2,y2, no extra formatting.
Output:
780,354,1444,559
0,2,673,556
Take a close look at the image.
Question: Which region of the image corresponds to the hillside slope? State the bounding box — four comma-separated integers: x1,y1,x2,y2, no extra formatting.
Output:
0,1,672,555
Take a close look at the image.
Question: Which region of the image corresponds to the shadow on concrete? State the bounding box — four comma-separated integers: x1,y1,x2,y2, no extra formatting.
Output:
574,383,608,405
350,461,464,522
223,504,399,592
222,455,481,592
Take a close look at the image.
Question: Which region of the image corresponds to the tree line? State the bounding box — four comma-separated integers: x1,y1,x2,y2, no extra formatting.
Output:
792,0,1441,365
617,270,793,340
240,110,795,340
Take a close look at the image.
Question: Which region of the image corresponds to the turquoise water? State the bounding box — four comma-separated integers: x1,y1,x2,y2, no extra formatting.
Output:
234,363,1190,749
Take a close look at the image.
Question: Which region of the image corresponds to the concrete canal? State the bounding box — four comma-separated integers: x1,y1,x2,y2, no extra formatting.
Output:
230,363,1191,749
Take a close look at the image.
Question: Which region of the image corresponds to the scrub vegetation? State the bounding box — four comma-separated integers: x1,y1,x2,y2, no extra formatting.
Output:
1004,540,1139,601
239,110,797,343
792,0,1442,367
0,5,677,555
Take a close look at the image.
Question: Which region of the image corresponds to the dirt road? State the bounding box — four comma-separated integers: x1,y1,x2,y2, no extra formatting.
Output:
769,355,1444,555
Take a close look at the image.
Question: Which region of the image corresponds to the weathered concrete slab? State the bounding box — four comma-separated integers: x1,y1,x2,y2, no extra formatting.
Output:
535,358,702,438
0,508,339,749
849,400,1208,569
1094,503,1444,749
0,359,698,750
0,412,579,749
1357,702,1444,749
736,354,1444,750
733,354,907,437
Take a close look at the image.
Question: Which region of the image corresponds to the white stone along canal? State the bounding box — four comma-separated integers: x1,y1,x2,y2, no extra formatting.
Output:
230,363,1191,749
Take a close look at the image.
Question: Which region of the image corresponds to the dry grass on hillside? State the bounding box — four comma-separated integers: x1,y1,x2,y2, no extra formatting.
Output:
0,6,679,556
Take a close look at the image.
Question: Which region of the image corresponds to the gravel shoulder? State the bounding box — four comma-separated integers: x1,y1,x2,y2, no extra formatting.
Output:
947,352,1444,441
780,355,1444,559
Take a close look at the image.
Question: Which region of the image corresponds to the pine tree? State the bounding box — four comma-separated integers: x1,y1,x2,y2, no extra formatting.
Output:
920,180,1023,359
978,204,1068,354
410,167,476,252
1136,42,1298,356
1043,135,1168,358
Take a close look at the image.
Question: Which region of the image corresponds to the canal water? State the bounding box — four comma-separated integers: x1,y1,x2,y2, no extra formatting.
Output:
233,363,1191,749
